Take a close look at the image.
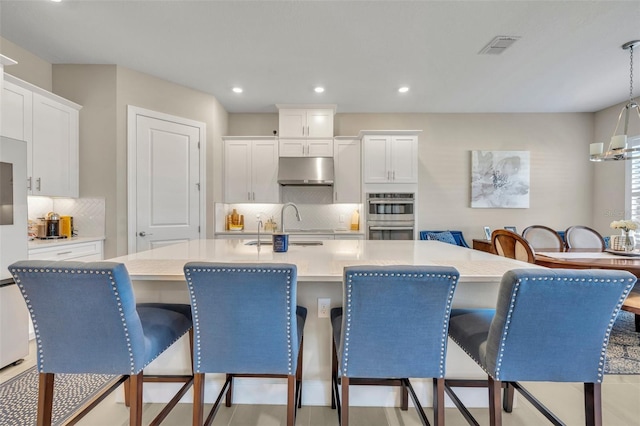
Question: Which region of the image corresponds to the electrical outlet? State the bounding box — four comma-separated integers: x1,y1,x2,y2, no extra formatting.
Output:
339,214,345,223
318,298,330,318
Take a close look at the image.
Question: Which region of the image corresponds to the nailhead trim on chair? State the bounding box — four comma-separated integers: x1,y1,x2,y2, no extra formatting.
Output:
340,271,458,377
184,266,295,375
10,267,140,373
10,265,191,375
490,275,635,382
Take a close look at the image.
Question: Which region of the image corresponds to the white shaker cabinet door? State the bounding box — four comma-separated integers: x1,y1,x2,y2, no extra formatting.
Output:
390,136,418,183
2,80,32,143
32,93,79,197
278,109,306,138
224,140,252,203
306,109,334,138
251,140,279,203
363,135,390,183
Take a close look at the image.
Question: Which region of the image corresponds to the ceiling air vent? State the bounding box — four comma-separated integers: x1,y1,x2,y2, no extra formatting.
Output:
479,36,521,55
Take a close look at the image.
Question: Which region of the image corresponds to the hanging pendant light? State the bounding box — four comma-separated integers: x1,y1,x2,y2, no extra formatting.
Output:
590,40,640,161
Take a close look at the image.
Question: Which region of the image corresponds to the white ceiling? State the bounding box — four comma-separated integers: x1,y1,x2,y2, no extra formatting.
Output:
1,0,639,114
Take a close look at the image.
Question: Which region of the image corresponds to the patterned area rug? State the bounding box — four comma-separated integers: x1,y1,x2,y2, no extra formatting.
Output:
606,311,640,374
0,367,118,426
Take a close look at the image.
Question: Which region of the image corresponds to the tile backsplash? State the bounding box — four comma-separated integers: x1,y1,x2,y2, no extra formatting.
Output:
216,203,362,233
28,196,105,237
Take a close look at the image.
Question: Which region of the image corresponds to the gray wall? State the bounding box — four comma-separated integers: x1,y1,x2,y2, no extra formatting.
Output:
229,112,595,241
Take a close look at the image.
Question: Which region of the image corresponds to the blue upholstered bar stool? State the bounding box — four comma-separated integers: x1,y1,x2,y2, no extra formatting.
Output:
8,260,194,426
183,262,307,426
331,265,460,426
445,268,636,426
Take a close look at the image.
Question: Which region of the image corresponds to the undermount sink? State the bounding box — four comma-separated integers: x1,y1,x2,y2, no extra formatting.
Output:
244,240,324,246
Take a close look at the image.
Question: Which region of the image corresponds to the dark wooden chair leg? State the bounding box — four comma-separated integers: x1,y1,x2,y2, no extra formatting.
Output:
433,377,445,426
225,373,233,407
287,375,295,426
192,373,205,426
37,373,55,426
401,379,408,410
584,383,603,426
341,377,350,426
129,372,144,426
488,376,502,426
296,337,304,408
503,381,515,413
331,338,338,410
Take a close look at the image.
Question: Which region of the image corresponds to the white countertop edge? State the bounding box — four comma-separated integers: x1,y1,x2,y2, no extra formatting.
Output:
28,236,105,249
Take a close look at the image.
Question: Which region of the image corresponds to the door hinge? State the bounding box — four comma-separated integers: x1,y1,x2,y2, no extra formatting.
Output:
197,142,200,149
198,226,201,233
196,183,200,191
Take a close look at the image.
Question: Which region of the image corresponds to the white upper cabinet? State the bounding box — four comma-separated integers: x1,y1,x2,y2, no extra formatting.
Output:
278,138,333,157
277,106,336,157
223,137,279,203
278,107,335,138
2,75,81,198
361,131,419,184
334,138,361,203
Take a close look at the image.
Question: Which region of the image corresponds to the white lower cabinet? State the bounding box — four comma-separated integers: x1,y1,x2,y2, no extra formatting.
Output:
28,240,104,261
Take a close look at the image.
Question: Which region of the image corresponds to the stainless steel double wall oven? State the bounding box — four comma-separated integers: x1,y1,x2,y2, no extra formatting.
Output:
366,193,415,240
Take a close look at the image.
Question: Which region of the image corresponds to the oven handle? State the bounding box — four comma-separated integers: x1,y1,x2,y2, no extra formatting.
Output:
369,226,414,231
368,200,413,204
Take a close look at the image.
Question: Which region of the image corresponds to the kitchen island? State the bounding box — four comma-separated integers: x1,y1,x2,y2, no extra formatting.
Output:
110,239,537,407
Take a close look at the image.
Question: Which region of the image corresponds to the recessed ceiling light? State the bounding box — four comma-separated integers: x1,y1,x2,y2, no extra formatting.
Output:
51,0,62,2
314,87,325,93
398,86,409,93
232,87,243,94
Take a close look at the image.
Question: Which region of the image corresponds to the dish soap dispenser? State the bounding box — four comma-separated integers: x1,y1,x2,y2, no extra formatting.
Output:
350,209,360,231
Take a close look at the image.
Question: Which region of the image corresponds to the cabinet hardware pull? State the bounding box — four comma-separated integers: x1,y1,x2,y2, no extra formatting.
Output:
393,171,396,180
57,251,72,256
248,192,251,200
27,177,32,191
36,178,41,191
252,192,255,201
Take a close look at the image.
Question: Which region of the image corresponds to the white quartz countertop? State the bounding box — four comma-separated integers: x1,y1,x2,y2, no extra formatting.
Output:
109,239,537,283
28,236,105,249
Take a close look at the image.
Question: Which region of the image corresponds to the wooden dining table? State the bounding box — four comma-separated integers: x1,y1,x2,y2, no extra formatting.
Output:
534,249,640,330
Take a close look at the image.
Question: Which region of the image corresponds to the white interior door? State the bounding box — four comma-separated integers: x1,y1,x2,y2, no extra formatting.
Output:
128,107,204,253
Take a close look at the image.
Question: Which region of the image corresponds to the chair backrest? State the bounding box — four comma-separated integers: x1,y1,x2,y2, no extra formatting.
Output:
522,225,564,251
338,265,459,379
491,229,535,263
183,262,300,375
565,225,605,250
9,260,148,374
419,230,470,248
484,268,636,383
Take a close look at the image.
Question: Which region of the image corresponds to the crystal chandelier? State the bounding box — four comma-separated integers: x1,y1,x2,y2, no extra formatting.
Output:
590,40,640,161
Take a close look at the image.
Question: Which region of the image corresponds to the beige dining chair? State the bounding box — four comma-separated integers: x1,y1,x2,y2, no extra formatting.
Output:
491,229,536,263
565,225,605,251
522,225,564,251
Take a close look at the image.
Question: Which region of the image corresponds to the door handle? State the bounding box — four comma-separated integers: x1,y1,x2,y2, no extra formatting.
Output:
138,231,153,237
36,177,41,191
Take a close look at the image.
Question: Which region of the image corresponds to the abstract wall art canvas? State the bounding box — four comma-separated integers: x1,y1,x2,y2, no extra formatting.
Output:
471,150,530,208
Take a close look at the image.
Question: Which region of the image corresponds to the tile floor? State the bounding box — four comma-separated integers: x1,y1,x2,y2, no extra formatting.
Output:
1,342,639,426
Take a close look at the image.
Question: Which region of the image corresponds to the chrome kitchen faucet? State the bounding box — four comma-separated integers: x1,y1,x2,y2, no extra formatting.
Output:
280,203,301,233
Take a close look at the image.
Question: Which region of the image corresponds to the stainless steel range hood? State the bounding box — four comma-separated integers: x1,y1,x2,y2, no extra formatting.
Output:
277,157,334,185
